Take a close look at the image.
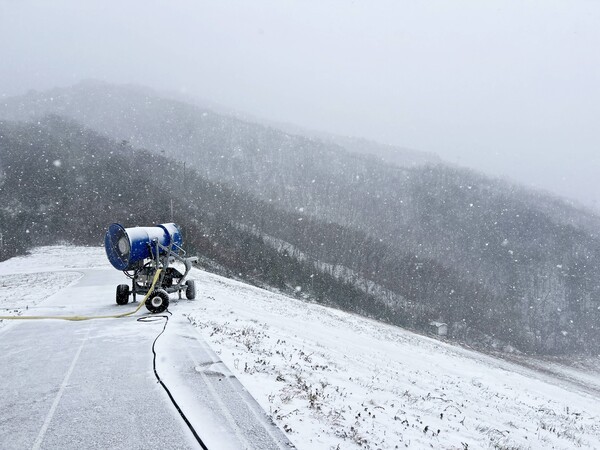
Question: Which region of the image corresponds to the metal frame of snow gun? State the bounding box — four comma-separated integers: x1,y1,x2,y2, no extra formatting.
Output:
105,223,198,314
123,239,198,313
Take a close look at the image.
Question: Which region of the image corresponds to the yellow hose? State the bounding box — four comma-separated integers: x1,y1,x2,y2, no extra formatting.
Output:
0,269,162,321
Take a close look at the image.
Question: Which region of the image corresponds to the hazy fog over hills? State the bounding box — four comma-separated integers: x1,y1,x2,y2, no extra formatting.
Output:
1,1,599,211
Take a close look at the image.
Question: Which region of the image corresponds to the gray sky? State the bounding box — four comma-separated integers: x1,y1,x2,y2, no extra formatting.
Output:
1,0,599,211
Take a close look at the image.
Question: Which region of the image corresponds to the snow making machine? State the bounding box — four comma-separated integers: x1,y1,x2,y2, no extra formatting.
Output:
104,223,198,313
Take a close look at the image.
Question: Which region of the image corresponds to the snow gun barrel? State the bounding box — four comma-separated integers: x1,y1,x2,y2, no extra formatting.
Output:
104,223,183,271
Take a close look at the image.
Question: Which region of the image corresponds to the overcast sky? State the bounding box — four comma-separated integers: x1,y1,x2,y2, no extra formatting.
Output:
1,0,598,211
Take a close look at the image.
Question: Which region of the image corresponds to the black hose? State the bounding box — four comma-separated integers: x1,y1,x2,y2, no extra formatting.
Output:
138,313,209,450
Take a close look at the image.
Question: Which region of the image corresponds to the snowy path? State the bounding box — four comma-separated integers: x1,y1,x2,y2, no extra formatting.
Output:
0,248,291,450
0,313,198,449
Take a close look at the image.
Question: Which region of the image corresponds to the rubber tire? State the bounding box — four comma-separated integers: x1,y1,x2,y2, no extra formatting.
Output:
185,280,196,300
145,289,170,314
116,284,130,305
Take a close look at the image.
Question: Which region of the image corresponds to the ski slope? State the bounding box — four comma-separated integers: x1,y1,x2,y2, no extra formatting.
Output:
1,246,600,449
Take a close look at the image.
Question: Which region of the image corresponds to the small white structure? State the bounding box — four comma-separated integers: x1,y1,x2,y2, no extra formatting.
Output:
429,321,448,337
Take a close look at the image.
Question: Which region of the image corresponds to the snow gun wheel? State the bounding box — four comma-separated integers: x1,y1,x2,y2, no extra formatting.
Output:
116,284,130,305
185,280,196,300
146,289,170,313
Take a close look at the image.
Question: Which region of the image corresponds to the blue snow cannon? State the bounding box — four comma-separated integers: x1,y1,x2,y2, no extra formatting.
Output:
105,223,183,271
104,223,198,313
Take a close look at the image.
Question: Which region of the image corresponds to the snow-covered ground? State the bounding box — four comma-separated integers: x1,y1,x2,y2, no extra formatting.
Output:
0,246,103,325
2,246,600,449
187,265,600,449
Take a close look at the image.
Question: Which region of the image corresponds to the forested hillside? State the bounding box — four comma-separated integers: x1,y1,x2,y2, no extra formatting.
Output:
2,82,600,355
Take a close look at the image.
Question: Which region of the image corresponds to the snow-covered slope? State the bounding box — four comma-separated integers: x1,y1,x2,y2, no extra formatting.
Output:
189,274,600,449
2,247,600,449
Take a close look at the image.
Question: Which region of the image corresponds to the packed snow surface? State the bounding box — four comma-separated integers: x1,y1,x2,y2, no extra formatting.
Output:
2,246,600,449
